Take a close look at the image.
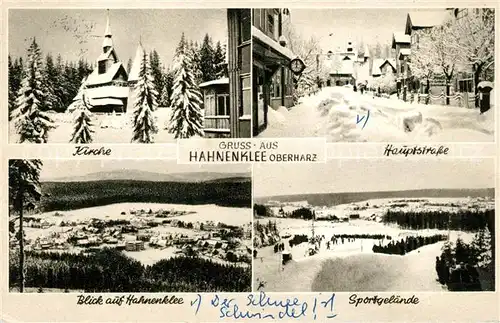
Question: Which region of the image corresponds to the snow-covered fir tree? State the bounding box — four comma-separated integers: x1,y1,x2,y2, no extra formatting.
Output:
131,49,159,143
70,78,94,144
471,227,492,268
11,38,55,143
9,159,43,292
167,33,204,139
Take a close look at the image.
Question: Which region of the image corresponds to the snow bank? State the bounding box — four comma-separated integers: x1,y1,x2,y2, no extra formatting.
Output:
267,106,287,125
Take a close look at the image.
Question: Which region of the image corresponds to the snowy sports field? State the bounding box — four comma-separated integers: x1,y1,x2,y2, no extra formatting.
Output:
258,87,495,142
254,217,471,292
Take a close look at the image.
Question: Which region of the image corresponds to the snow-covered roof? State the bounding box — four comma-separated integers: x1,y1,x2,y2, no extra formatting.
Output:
407,11,447,30
371,58,385,75
129,44,144,83
86,85,129,99
90,98,124,107
199,77,229,88
252,26,295,60
86,62,126,86
97,48,116,62
380,59,397,71
392,32,411,44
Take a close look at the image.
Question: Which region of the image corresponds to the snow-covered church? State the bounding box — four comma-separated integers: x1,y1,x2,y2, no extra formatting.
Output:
82,10,143,114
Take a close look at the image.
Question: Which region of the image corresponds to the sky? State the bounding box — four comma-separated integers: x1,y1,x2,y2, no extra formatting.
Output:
39,160,250,180
254,158,495,197
9,9,228,67
287,8,445,53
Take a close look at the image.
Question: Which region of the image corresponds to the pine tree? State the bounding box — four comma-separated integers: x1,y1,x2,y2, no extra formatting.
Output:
213,41,227,78
45,53,64,113
11,38,55,143
9,159,43,292
131,50,158,143
160,69,174,107
168,33,204,138
190,40,202,85
9,57,24,120
149,50,164,102
470,227,492,268
70,78,94,143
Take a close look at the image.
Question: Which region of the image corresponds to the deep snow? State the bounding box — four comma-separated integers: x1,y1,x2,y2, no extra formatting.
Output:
258,87,495,142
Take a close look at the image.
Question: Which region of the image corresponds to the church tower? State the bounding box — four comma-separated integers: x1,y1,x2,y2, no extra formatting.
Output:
102,9,113,53
84,9,129,113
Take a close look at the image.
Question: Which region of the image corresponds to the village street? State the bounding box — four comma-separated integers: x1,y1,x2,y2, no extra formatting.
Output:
258,86,494,142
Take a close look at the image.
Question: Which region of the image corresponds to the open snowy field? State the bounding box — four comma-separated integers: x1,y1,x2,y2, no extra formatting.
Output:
9,108,183,143
258,86,494,142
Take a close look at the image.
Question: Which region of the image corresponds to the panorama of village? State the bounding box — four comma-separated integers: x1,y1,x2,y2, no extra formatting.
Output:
253,8,494,141
253,160,495,292
9,160,252,293
8,9,251,143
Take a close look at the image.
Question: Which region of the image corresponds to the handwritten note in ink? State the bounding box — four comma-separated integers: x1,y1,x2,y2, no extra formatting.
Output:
190,292,337,320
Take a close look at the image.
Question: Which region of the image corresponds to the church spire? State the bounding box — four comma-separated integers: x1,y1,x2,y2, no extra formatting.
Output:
102,9,113,52
104,9,112,36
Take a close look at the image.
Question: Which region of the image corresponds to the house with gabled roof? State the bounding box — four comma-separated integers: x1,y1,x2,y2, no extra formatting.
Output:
85,10,130,113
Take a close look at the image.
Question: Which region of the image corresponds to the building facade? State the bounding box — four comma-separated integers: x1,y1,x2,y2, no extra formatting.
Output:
226,9,251,138
252,8,296,136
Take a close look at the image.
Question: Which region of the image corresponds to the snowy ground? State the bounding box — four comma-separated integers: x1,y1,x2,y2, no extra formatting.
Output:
258,87,495,142
9,108,179,143
254,217,473,292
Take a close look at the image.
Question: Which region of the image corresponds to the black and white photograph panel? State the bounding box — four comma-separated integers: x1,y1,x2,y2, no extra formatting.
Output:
252,8,494,141
253,159,495,292
8,8,251,143
8,160,252,293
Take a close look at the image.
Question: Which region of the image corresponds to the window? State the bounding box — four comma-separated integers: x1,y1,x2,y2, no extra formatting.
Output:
98,61,106,74
267,11,275,39
239,9,251,43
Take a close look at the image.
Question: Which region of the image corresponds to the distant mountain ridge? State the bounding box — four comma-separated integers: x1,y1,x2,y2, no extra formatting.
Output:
255,188,495,207
44,169,250,183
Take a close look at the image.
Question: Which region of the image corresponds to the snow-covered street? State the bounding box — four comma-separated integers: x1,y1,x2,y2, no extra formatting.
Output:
258,87,494,142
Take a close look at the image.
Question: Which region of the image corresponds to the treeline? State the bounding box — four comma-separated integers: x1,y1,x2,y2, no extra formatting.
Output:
9,248,251,292
372,234,447,255
382,209,494,232
288,207,315,220
333,234,391,240
40,179,251,211
8,55,92,116
254,204,271,217
289,234,309,248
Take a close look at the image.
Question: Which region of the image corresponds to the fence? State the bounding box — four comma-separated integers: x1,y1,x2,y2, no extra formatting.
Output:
416,92,478,108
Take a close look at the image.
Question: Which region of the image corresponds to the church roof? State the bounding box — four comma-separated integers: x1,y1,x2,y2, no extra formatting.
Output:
86,62,126,86
97,48,118,62
199,77,229,88
86,85,129,99
129,43,145,83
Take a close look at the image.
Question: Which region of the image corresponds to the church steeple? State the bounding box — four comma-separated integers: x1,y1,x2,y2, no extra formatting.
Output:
102,9,113,53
